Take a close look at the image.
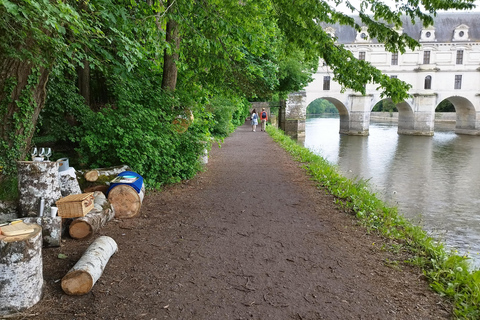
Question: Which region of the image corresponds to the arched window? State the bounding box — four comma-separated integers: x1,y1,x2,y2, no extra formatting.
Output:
424,76,432,89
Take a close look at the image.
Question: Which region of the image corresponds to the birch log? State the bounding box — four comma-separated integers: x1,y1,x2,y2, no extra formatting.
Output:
0,225,43,315
23,216,62,247
17,161,62,217
108,182,145,219
59,170,82,197
83,165,131,182
69,192,115,240
61,236,118,295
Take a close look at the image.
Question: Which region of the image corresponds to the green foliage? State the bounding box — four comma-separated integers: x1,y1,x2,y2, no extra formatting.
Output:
372,99,398,112
206,96,250,137
1,0,477,187
437,100,455,112
276,46,317,99
0,175,18,201
68,68,210,188
39,67,91,143
307,99,339,114
0,71,41,177
267,125,480,319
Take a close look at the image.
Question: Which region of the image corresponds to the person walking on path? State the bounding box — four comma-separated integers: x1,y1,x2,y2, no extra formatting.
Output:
251,108,258,131
260,108,268,131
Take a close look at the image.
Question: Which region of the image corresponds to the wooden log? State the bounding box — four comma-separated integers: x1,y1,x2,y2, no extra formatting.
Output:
108,182,145,219
61,236,118,295
17,161,62,217
23,216,62,247
83,165,131,182
83,184,109,194
0,224,43,315
84,170,99,182
69,192,115,240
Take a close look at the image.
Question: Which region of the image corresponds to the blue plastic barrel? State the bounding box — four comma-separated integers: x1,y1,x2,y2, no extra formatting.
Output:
107,171,144,196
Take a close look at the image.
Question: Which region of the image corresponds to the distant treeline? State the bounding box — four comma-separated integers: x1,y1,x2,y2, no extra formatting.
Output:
306,99,338,114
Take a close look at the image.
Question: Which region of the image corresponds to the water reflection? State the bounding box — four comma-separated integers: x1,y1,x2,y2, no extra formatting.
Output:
304,115,480,267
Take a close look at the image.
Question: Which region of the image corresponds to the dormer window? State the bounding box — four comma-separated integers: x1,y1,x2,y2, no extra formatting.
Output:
355,26,370,43
453,24,469,41
420,27,436,42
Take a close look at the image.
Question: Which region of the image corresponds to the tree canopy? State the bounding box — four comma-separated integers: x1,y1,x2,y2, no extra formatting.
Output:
0,0,475,186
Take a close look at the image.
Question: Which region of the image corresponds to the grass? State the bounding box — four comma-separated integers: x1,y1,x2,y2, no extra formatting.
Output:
266,125,480,319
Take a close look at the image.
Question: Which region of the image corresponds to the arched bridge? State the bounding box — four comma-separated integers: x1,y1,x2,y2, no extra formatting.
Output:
279,78,480,138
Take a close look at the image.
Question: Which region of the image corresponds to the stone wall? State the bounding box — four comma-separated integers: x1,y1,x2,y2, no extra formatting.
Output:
370,112,456,122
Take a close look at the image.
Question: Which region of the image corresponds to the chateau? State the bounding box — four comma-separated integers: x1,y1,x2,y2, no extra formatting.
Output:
281,13,480,137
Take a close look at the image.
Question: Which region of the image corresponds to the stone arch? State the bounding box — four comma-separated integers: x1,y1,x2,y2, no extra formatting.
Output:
439,96,479,134
306,97,350,134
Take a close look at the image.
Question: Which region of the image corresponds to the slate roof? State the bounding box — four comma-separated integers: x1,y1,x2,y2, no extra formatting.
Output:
324,12,480,43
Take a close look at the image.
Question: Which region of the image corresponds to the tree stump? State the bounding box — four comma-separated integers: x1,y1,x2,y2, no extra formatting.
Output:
0,224,43,315
59,167,82,197
69,192,115,240
17,161,62,217
61,236,118,295
23,216,62,247
108,183,145,219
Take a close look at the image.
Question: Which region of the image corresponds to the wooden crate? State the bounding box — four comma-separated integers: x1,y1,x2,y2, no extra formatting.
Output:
56,193,94,218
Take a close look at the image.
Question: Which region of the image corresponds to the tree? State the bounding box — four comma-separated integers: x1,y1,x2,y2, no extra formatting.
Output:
1,0,476,183
0,0,165,178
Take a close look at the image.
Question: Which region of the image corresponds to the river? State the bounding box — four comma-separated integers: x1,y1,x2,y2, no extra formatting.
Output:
304,114,480,268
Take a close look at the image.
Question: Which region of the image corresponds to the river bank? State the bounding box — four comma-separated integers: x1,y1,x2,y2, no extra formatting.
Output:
276,124,479,319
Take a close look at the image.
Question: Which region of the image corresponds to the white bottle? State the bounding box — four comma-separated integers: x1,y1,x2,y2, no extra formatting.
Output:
39,198,45,217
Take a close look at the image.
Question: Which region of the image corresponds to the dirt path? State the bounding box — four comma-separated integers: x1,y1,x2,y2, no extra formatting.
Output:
30,123,451,319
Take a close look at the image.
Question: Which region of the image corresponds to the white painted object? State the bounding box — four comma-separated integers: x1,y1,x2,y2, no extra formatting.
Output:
50,207,58,217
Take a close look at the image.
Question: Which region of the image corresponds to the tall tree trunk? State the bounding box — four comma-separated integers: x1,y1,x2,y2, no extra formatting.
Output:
161,0,180,92
0,56,50,177
77,59,90,106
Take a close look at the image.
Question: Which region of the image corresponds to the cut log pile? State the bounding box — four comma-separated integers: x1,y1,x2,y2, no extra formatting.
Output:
1,164,144,313
80,165,131,194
